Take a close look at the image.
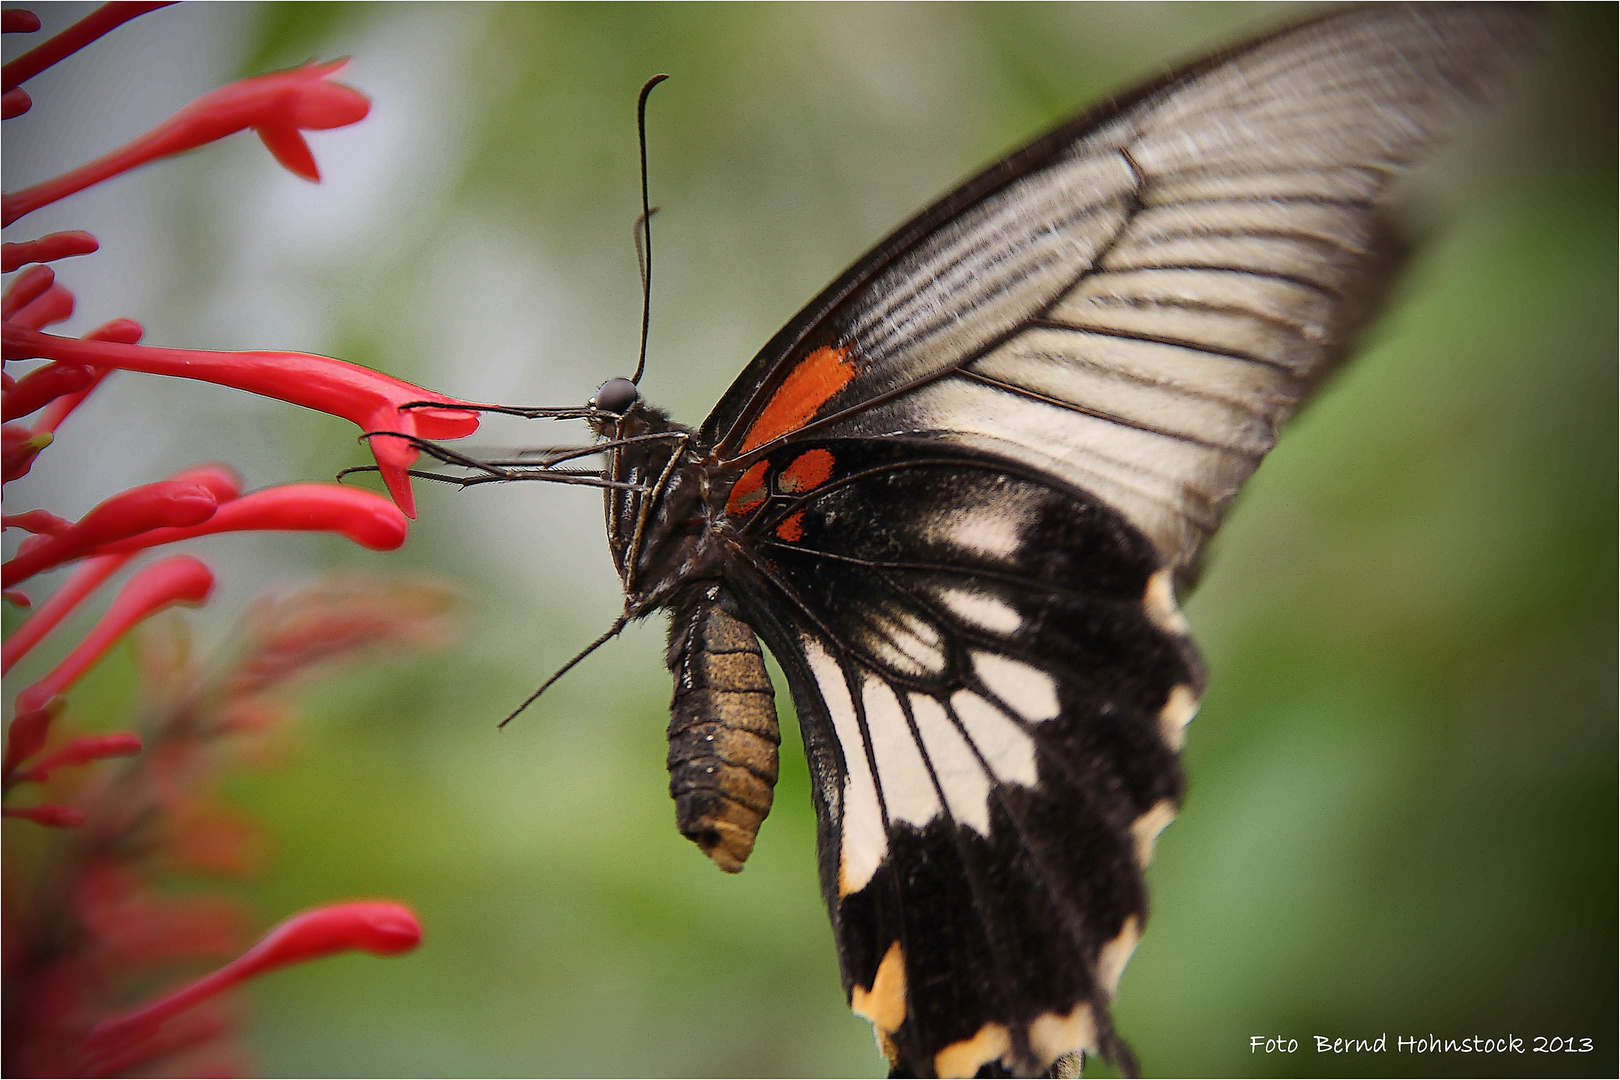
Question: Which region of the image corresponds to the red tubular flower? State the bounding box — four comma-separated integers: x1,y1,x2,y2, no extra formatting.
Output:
88,482,411,555
85,902,421,1053
1,229,98,272
11,554,215,715
4,57,369,225
2,479,218,587
1,552,131,673
2,508,72,534
4,328,479,516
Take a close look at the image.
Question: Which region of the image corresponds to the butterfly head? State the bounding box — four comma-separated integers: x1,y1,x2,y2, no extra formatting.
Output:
590,377,640,416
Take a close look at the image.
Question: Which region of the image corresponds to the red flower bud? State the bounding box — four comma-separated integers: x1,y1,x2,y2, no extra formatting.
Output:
7,282,75,331
2,698,62,777
1,263,53,319
3,589,31,608
3,361,96,420
2,423,51,481
2,480,218,587
2,802,85,828
89,482,410,555
4,57,369,224
15,733,143,783
13,555,214,714
1,86,28,119
86,901,421,1052
1,229,98,273
1,9,41,33
3,508,73,533
1,552,131,674
3,328,480,516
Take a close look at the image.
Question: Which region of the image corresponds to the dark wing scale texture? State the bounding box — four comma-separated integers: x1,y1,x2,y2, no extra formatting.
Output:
688,4,1535,1076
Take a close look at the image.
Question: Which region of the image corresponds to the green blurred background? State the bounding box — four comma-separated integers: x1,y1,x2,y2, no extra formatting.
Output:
3,3,1614,1076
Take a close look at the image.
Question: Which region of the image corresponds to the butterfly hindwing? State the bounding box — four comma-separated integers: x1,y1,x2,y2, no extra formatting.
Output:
721,439,1202,1075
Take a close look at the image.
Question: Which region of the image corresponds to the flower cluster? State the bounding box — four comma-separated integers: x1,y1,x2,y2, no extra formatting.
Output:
3,4,479,1074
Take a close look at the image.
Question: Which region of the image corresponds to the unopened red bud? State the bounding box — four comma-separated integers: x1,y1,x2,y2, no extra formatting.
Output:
1,230,98,273
90,483,410,554
87,901,421,1052
1,553,132,673
13,555,214,713
1,698,62,776
1,263,52,319
3,589,31,608
2,802,85,827
1,86,28,119
3,361,96,420
2,424,51,481
1,9,41,33
16,732,142,783
3,508,72,533
9,281,74,331
1,480,218,586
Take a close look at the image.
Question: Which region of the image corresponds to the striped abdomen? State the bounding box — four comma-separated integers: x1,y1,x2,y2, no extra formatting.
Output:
666,590,780,872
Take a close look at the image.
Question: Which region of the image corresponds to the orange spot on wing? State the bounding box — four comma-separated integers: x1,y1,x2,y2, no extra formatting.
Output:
740,345,855,452
776,511,806,542
726,461,769,516
779,448,836,494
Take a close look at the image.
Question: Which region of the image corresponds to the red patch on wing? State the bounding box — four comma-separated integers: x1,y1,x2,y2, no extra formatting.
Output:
739,345,855,453
778,448,836,494
725,461,769,516
776,511,806,542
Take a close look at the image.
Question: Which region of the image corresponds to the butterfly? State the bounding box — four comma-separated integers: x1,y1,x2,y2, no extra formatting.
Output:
414,5,1534,1076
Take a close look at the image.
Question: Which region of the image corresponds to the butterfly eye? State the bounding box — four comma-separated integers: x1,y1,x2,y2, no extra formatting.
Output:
591,378,640,414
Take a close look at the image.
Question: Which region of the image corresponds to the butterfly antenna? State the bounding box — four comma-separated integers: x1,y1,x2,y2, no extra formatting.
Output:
499,613,630,727
631,72,668,386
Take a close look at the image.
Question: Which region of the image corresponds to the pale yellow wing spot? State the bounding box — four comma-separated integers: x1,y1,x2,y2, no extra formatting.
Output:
851,940,908,1035
1029,1001,1099,1068
1159,683,1200,751
1131,799,1178,868
1143,568,1190,635
934,1021,1012,1079
1097,915,1142,998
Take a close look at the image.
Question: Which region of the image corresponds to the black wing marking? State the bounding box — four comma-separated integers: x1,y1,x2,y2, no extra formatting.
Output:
701,4,1536,576
722,439,1203,1077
